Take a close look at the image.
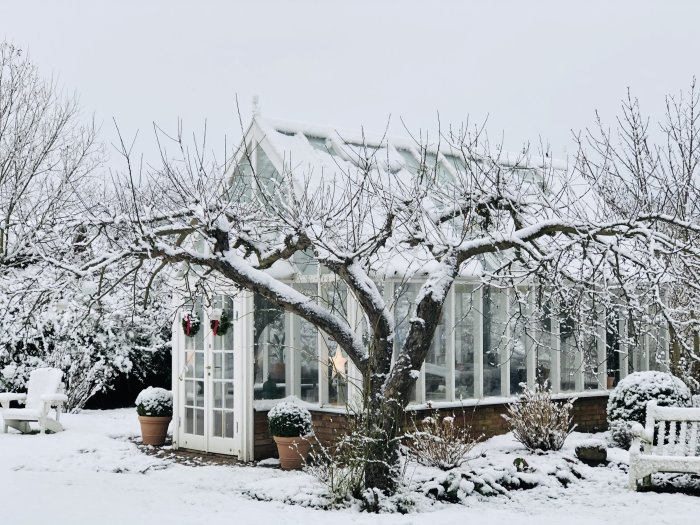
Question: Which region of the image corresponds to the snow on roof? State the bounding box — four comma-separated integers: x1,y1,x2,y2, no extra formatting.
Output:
250,116,567,178
234,116,573,280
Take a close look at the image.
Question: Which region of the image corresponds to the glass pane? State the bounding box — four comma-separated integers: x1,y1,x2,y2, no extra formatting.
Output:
213,353,223,379
536,302,553,387
509,291,529,395
327,337,348,406
212,295,234,350
195,352,204,379
225,382,234,409
254,295,287,400
185,351,195,378
213,382,222,408
560,313,577,392
213,410,223,437
425,310,447,402
394,283,420,402
225,412,234,438
195,381,205,407
185,380,194,406
296,283,319,403
483,286,506,396
195,409,204,436
455,284,475,399
185,408,194,434
224,352,234,380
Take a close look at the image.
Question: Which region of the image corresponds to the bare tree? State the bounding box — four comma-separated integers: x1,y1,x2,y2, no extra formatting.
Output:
53,105,700,494
575,80,700,390
0,42,172,411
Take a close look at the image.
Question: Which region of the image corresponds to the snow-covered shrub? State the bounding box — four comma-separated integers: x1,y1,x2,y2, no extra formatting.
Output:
405,409,480,470
0,262,172,412
306,435,367,505
136,387,173,417
606,370,691,448
268,402,313,437
503,383,575,451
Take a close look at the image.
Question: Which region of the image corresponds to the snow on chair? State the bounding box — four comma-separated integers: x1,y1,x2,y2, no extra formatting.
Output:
628,400,700,490
0,368,68,434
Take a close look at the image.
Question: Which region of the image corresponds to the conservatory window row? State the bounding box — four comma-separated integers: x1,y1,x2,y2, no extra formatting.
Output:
252,282,670,407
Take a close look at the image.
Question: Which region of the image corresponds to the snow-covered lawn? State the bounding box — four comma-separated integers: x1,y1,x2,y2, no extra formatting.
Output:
0,410,697,525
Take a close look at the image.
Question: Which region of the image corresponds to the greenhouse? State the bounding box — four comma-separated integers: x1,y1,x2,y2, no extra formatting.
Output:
171,117,670,461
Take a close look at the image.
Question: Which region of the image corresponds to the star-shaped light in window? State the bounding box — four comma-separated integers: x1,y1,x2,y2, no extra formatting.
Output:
331,348,347,378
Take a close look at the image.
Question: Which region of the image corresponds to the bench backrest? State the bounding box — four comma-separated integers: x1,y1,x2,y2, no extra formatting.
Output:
25,368,64,411
646,401,700,457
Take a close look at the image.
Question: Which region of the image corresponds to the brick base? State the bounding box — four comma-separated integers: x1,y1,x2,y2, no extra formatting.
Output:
254,394,609,460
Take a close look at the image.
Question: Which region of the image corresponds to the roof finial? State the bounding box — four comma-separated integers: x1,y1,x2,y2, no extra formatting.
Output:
252,94,261,117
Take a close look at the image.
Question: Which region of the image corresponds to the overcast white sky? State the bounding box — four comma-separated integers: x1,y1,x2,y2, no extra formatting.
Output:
2,0,699,168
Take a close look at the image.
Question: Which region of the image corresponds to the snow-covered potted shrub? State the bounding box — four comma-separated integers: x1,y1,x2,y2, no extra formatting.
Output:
607,371,691,448
136,386,173,446
267,401,313,470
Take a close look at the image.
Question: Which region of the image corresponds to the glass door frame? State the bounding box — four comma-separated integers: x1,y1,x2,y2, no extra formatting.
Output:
175,295,242,456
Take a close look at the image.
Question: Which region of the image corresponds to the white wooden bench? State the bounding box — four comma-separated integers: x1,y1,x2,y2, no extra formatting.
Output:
628,400,700,490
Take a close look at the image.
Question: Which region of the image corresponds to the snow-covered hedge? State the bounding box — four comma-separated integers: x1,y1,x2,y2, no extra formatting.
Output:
607,371,691,448
268,402,313,437
136,387,173,417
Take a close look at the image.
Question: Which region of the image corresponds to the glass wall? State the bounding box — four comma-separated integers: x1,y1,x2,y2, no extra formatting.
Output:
247,278,661,408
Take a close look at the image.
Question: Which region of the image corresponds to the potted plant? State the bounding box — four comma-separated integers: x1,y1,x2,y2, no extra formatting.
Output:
267,401,313,470
136,386,173,446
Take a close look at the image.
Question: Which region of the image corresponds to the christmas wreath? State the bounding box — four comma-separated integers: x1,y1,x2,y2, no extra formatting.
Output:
182,312,201,337
210,308,233,336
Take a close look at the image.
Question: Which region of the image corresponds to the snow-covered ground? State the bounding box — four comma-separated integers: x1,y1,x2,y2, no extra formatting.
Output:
0,410,697,525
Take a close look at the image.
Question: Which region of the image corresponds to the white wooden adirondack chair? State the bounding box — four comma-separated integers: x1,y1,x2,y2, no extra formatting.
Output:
0,368,68,434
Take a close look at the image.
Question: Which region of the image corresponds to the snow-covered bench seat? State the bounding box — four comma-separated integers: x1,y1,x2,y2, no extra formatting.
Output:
0,368,68,434
628,401,700,490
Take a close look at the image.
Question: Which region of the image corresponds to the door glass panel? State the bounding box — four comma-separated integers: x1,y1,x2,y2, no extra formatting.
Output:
195,408,204,435
183,299,205,437
185,408,193,434
210,295,235,443
213,412,222,437
213,353,222,379
225,412,234,438
214,382,222,408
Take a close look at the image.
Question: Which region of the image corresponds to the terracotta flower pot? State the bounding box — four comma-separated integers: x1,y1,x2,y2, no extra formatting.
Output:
273,435,310,470
138,415,172,446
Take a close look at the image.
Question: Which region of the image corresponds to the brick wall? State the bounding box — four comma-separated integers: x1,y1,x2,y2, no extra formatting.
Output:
254,393,609,460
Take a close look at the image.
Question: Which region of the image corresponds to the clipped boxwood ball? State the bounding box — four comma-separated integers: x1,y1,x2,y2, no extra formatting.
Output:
606,371,690,448
268,401,313,437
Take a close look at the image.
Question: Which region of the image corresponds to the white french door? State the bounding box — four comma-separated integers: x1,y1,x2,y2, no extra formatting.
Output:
178,295,240,455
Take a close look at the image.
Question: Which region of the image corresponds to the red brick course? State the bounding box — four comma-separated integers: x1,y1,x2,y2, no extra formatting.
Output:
254,394,609,460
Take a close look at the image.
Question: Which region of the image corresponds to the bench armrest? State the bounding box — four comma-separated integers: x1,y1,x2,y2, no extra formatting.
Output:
40,394,68,406
630,422,653,443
